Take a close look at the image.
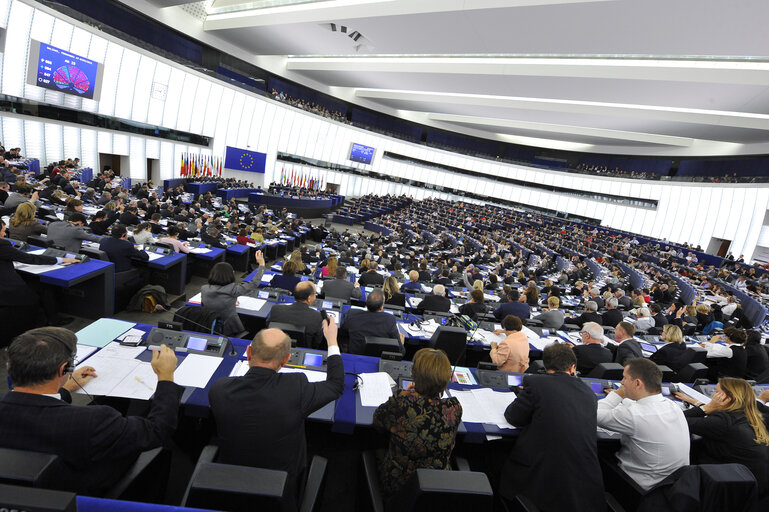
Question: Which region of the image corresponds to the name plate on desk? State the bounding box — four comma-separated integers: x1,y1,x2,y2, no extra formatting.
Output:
147,327,227,357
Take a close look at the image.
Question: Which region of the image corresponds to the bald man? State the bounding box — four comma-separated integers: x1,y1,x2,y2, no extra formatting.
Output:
209,322,344,510
268,281,325,349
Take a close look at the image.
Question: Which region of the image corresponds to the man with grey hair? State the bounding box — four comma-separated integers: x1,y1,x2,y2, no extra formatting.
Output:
416,283,451,314
588,287,605,309
208,320,344,510
571,300,602,328
573,322,612,375
341,288,403,354
601,297,623,328
634,307,654,331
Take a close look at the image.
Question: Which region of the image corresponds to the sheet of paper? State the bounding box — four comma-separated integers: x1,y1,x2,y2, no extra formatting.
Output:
448,389,488,423
14,262,64,274
452,367,477,385
145,252,165,261
229,360,249,377
472,388,517,428
529,336,560,351
237,296,266,311
75,344,97,364
116,328,147,341
521,325,541,342
359,372,395,407
74,354,142,396
108,363,158,400
76,318,136,348
279,367,327,382
97,342,147,360
188,292,202,304
261,274,274,283
472,329,505,346
28,248,47,255
407,297,423,308
174,354,223,388
676,382,712,405
189,247,211,254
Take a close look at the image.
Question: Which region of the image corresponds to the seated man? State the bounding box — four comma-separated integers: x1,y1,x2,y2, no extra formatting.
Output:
493,289,530,320
597,358,689,492
601,297,623,328
201,224,227,249
501,342,605,511
400,270,422,292
416,284,451,315
571,300,602,328
0,327,182,496
209,322,344,510
573,322,613,375
322,266,362,301
358,261,385,286
99,224,149,273
614,321,643,365
47,212,101,253
269,281,324,349
341,289,404,354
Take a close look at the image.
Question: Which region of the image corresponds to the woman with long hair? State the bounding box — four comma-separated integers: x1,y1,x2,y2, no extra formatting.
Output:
8,202,46,241
382,275,405,307
321,255,338,278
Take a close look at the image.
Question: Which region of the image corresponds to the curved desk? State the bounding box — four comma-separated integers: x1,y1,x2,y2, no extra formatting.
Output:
248,193,344,217
187,182,218,195
217,188,258,201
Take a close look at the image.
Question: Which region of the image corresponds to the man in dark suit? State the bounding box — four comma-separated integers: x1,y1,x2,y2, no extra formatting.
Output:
341,289,403,354
493,290,530,320
99,224,149,273
601,297,624,328
201,224,227,249
208,323,344,510
616,289,633,310
614,321,643,365
118,205,141,226
358,261,385,286
416,284,452,314
573,322,613,375
0,327,183,496
322,267,362,301
570,301,603,328
650,303,669,329
269,281,324,349
500,342,606,511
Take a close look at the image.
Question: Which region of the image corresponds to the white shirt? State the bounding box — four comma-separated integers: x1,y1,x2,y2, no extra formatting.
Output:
634,316,655,331
597,392,689,491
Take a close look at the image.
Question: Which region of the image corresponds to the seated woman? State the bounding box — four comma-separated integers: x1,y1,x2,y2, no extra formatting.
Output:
288,249,309,275
745,330,769,381
132,222,154,245
459,289,487,320
373,348,462,499
270,260,303,292
490,315,529,373
524,284,539,307
675,378,769,496
201,250,266,336
532,296,565,330
8,202,46,241
702,326,748,379
321,255,338,278
383,276,405,307
236,227,252,246
650,324,688,370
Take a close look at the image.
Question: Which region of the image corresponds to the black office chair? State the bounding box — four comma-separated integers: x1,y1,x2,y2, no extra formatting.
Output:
360,450,493,512
79,247,109,261
27,234,52,248
182,445,327,512
657,365,677,383
587,363,625,380
677,363,709,383
363,336,403,358
268,321,307,348
0,447,61,488
429,326,467,366
526,360,545,374
0,483,76,511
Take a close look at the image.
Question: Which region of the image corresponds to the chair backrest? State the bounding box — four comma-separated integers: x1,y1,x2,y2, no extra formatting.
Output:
587,362,625,380
268,322,307,348
363,336,402,358
0,483,76,512
79,247,109,261
0,447,62,488
184,463,287,512
27,234,52,248
657,365,677,383
429,326,467,365
388,468,494,512
677,363,709,383
174,305,218,334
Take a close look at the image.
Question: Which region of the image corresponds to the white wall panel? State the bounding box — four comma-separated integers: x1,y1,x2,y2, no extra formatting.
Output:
175,73,199,133
62,125,80,162
114,48,139,121
97,43,124,117
43,123,62,163
3,1,33,98
129,136,145,180
161,67,185,129
23,120,42,161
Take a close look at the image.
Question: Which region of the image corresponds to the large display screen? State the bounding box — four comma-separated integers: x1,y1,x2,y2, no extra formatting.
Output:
27,40,103,100
349,143,375,165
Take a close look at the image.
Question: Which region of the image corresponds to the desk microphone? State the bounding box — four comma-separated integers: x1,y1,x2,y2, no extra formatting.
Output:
155,304,238,357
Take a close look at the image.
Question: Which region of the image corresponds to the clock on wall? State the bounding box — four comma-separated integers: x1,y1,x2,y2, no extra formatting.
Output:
151,81,167,101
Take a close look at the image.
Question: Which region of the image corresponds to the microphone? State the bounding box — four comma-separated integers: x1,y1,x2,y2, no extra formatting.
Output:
155,304,238,357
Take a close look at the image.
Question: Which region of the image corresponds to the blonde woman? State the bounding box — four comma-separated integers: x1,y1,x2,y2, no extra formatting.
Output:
649,325,687,370
9,202,46,241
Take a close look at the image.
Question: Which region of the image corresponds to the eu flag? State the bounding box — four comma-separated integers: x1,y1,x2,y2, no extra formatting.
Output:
224,146,266,173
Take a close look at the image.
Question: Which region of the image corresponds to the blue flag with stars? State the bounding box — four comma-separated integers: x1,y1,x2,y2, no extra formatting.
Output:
224,146,266,173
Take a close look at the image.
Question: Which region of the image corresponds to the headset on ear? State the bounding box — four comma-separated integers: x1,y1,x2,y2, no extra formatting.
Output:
44,331,77,375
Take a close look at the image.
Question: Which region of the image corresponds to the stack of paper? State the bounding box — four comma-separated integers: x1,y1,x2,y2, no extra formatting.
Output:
76,319,137,348
189,247,211,254
521,325,541,342
472,329,505,346
358,372,396,407
261,274,274,284
174,354,223,388
448,388,517,428
237,296,266,311
529,336,560,351
145,252,165,261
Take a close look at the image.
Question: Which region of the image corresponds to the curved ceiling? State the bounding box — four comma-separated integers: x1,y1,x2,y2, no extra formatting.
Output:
121,0,769,157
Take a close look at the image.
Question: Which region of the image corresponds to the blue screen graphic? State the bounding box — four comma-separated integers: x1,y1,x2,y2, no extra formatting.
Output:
36,42,99,99
349,143,375,164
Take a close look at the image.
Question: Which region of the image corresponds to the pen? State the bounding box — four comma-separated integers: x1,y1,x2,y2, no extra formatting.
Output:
285,364,307,369
135,376,154,391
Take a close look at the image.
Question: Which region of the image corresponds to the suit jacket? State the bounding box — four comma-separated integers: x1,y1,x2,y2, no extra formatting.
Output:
417,294,451,315
341,309,402,354
358,269,385,286
601,309,624,328
618,296,633,310
201,266,265,335
322,278,362,301
99,236,148,272
615,338,644,365
201,232,226,249
532,309,565,330
501,373,606,511
385,292,406,307
0,238,57,306
118,212,141,226
47,221,101,252
208,357,344,508
574,343,613,376
493,301,531,320
269,301,324,349
0,382,183,496
649,343,689,371
573,311,603,327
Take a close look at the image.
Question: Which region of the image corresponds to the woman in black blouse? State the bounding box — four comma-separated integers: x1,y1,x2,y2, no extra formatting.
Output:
383,276,405,307
373,348,462,499
675,378,769,496
649,324,688,371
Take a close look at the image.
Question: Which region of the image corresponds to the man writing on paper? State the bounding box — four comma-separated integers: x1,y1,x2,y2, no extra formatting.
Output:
500,342,606,511
0,327,183,496
208,319,344,511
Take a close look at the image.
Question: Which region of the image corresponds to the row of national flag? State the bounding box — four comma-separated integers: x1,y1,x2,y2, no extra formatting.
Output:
180,153,223,178
280,167,325,191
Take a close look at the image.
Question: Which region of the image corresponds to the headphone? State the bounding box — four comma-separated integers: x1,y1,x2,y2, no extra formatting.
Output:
43,331,77,375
